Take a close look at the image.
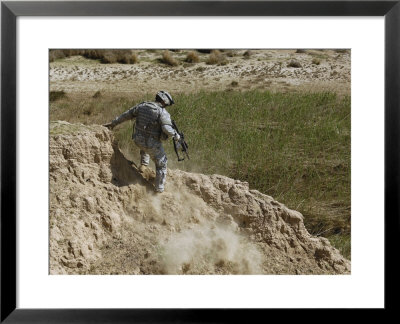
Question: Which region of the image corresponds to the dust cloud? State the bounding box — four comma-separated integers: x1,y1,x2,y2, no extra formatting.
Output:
161,223,263,275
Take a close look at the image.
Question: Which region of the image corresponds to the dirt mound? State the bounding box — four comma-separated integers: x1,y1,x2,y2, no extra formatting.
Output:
49,121,350,274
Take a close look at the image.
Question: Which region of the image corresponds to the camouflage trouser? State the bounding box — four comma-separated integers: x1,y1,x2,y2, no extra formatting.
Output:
133,133,167,192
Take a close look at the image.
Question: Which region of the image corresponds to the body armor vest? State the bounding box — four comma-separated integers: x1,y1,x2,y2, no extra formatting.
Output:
135,102,162,139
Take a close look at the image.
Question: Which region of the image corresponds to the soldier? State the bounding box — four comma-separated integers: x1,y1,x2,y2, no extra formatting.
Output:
103,91,180,193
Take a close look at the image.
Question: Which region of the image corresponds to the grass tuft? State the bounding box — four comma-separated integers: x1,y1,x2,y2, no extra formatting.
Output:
50,90,67,101
99,50,138,64
207,50,227,65
312,58,321,65
243,50,252,59
185,51,200,63
161,50,179,66
287,60,302,68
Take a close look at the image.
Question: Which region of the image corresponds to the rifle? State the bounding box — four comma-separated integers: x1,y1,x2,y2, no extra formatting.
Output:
171,120,189,162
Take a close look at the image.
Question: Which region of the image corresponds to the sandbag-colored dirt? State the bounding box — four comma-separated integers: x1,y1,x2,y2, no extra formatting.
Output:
49,121,350,275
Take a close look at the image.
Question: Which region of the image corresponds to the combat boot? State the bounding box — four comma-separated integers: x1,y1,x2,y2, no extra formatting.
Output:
155,187,164,193
138,164,147,173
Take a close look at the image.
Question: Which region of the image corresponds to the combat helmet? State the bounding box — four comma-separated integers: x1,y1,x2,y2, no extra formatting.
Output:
155,90,174,106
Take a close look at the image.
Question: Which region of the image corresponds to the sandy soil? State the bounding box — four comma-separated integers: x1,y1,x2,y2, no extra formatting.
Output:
50,49,350,96
49,50,351,275
49,121,350,275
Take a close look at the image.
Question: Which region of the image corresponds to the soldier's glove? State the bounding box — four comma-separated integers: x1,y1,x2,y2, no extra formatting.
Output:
173,133,181,142
103,122,115,130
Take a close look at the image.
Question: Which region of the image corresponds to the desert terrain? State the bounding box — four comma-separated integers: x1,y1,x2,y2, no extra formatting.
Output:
50,49,350,95
49,49,351,274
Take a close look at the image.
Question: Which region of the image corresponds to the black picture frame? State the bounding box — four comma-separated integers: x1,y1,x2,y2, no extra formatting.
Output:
1,0,398,321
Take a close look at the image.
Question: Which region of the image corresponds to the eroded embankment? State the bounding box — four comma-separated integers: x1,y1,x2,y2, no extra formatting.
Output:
49,121,350,275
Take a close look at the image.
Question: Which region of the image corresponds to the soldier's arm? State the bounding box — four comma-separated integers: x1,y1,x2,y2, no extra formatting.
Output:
160,109,178,138
105,104,140,129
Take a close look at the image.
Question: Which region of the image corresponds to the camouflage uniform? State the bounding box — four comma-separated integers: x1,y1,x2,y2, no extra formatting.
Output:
110,101,177,192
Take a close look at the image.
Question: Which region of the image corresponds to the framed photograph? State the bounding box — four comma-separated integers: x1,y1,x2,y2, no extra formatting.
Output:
1,0,398,321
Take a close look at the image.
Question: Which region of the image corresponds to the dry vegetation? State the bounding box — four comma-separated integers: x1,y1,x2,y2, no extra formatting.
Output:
49,90,66,102
161,50,179,66
49,49,351,259
185,51,200,63
50,49,138,64
287,60,302,68
206,50,227,65
312,58,321,65
243,50,252,59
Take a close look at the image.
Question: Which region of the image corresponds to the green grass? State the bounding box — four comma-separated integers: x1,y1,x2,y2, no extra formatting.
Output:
50,90,351,259
327,233,351,259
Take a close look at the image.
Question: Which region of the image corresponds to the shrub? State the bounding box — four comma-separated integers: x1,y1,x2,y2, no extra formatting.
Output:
206,50,227,65
49,49,138,64
62,49,83,57
312,58,321,65
185,51,200,63
287,60,302,68
196,49,212,53
295,49,306,53
230,81,239,87
99,50,138,64
49,50,66,62
161,50,179,66
100,51,118,64
49,49,83,62
243,50,252,59
49,49,90,62
50,90,66,101
93,91,102,98
116,50,138,64
82,50,103,60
